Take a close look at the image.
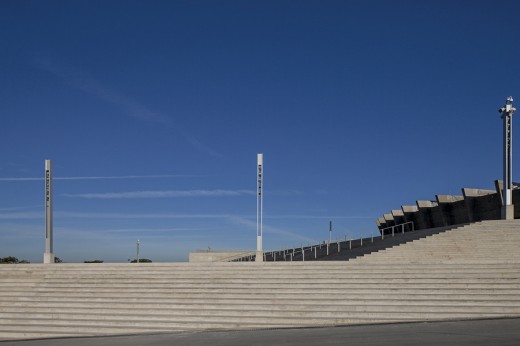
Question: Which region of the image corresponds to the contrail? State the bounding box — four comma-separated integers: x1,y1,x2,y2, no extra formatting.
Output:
0,174,201,181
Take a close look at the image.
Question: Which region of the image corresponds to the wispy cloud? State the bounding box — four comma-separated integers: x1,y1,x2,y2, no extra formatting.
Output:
265,214,373,220
102,227,205,233
185,137,224,159
0,211,245,220
34,57,223,158
227,215,315,243
57,211,239,219
0,205,40,212
0,174,201,182
37,58,171,124
0,212,42,219
63,189,255,199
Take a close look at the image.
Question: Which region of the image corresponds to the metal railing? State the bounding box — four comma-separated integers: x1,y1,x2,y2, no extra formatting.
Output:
249,221,417,262
380,221,414,239
231,221,418,262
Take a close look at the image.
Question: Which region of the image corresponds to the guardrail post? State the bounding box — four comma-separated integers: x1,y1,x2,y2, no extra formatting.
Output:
314,247,317,259
302,249,305,261
349,239,352,249
337,241,340,253
360,237,363,246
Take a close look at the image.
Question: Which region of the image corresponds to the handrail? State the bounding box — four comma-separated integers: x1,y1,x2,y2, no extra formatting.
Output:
380,221,414,239
235,221,417,262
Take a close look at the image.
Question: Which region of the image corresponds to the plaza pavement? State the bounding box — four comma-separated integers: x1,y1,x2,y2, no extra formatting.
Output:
1,318,519,346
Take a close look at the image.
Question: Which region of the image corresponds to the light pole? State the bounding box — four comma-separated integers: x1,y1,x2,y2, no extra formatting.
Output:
136,240,140,263
499,96,516,219
256,153,263,262
43,160,54,264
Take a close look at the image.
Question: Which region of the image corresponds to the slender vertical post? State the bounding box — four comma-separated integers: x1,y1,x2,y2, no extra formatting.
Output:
136,240,140,263
256,153,264,261
329,221,332,244
500,97,516,219
43,160,54,264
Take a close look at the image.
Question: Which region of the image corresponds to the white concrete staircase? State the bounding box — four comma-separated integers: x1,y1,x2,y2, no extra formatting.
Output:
352,219,520,263
1,220,520,340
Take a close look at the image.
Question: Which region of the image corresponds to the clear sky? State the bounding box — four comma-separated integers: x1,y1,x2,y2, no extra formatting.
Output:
1,0,519,263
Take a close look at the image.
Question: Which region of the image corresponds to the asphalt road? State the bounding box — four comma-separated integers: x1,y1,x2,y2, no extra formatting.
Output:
1,318,520,346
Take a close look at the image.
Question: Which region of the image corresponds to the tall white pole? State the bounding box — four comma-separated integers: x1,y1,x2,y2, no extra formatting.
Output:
43,160,54,264
256,153,263,262
500,97,516,219
136,240,140,263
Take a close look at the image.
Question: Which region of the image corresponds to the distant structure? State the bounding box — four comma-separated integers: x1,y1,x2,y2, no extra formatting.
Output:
256,153,263,262
376,179,520,235
43,160,54,264
500,96,516,219
377,97,518,233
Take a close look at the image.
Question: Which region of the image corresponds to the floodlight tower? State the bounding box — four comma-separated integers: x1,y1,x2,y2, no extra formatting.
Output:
43,160,55,264
499,96,516,219
256,153,264,262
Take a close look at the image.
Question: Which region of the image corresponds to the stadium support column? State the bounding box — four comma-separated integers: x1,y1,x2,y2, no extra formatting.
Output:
256,153,264,262
43,160,55,264
500,97,516,219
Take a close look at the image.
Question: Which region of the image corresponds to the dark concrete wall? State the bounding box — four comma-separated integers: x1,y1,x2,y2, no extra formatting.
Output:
415,201,438,230
436,195,469,225
462,188,501,222
391,210,405,225
376,182,512,232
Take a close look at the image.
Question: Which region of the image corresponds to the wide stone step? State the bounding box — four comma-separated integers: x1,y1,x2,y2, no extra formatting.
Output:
2,289,519,300
3,276,520,285
3,294,519,304
3,298,520,308
3,304,520,315
0,274,520,291
5,269,518,279
3,286,516,294
3,262,518,270
2,270,519,281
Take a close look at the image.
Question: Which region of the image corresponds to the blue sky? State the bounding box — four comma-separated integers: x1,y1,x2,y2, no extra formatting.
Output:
1,0,519,262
